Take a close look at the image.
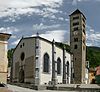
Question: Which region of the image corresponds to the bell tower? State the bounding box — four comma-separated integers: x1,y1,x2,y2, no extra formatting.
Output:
70,9,86,84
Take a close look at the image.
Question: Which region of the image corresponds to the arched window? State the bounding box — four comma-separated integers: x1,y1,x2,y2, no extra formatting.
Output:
43,53,49,73
66,61,69,75
74,44,78,49
57,58,61,74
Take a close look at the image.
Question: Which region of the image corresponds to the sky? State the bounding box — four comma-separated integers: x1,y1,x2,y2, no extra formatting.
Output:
0,0,100,49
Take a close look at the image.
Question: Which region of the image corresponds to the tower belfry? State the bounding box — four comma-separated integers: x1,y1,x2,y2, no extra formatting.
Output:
69,9,86,84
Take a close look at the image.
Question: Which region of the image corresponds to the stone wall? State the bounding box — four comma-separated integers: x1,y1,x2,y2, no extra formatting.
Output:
24,56,35,83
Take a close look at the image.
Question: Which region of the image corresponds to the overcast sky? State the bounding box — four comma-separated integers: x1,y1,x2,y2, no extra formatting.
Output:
0,0,100,49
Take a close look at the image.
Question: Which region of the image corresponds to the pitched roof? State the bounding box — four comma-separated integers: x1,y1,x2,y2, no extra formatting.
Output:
69,9,86,19
13,36,62,54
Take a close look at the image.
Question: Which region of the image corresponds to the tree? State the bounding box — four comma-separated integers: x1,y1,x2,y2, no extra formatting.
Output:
7,48,14,67
86,46,100,68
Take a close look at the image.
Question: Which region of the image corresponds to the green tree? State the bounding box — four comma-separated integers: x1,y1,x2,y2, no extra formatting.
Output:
7,48,14,67
86,46,100,68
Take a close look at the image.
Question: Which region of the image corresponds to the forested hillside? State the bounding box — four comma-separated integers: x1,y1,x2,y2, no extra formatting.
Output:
86,46,100,68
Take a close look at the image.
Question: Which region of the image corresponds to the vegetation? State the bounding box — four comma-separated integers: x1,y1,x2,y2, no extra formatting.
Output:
7,48,14,67
86,46,100,68
55,42,70,53
95,75,100,84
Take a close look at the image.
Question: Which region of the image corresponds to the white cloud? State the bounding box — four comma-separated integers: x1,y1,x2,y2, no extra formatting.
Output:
50,15,56,19
86,32,100,46
0,27,19,34
89,29,94,32
11,35,17,39
8,0,63,8
0,0,63,20
0,0,63,8
11,39,20,45
43,8,59,14
0,8,41,19
33,23,61,30
65,18,69,22
86,26,100,46
58,17,64,21
86,43,93,46
40,30,67,42
90,33,100,40
72,0,92,5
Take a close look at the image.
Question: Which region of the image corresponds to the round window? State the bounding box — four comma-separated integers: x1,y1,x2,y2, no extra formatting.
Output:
20,52,25,61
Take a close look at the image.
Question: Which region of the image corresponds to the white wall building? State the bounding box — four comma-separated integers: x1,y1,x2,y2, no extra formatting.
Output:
12,35,72,85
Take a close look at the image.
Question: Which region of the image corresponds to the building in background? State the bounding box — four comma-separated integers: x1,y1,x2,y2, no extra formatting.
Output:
0,33,11,84
70,9,87,84
85,61,89,84
12,35,72,85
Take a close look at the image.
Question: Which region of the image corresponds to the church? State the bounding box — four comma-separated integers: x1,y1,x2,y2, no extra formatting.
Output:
12,9,89,85
12,35,72,85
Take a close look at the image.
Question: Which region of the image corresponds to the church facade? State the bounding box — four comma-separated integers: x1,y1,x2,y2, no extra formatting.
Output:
12,36,72,85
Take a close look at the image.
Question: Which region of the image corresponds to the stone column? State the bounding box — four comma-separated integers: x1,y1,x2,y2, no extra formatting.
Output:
71,54,74,83
63,46,67,84
52,39,57,85
35,33,40,85
0,33,11,84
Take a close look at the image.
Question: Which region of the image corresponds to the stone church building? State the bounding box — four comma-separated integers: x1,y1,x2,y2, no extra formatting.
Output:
12,35,72,85
12,9,89,85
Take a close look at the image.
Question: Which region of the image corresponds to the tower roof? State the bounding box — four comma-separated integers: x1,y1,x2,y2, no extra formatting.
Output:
69,9,86,19
0,33,11,41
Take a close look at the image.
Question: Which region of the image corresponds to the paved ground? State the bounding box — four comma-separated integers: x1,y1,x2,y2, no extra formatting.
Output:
7,84,76,92
7,84,100,92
